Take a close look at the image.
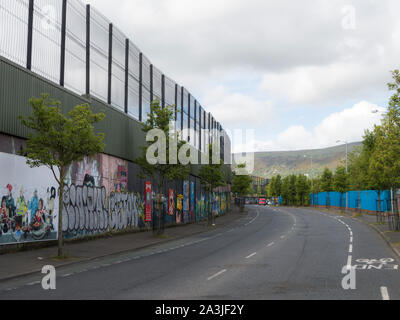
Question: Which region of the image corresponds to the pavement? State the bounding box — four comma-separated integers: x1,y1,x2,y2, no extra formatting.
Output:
0,208,246,282
0,205,399,300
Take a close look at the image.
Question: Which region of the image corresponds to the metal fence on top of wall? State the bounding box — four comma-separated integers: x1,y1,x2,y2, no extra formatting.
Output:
0,0,231,157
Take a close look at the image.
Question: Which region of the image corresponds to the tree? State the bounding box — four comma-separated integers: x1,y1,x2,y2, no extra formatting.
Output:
199,144,225,226
257,185,262,197
264,184,270,198
232,163,253,212
281,176,290,205
134,100,190,234
311,177,321,205
274,175,282,198
333,166,349,211
320,168,333,192
296,174,310,206
288,175,297,205
19,94,105,257
368,70,400,225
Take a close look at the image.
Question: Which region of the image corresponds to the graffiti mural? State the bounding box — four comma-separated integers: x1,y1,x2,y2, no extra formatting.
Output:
62,184,146,239
0,152,59,245
63,154,147,239
0,149,232,245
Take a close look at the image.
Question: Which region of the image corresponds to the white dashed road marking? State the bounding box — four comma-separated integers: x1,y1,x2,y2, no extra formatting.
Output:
207,269,227,281
381,286,390,300
245,252,257,259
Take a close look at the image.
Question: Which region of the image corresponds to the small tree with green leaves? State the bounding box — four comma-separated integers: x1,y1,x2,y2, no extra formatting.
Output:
296,174,310,206
320,168,334,192
333,166,349,211
134,100,190,234
19,94,105,257
199,144,225,226
231,163,253,212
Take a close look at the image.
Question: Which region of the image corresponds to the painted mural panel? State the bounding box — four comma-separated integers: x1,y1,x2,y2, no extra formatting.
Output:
0,152,59,245
63,154,146,239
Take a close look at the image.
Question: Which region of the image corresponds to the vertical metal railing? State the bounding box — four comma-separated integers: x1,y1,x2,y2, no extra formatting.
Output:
0,0,231,160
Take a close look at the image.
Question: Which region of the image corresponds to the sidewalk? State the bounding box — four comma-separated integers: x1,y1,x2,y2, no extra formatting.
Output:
0,207,247,282
316,207,400,258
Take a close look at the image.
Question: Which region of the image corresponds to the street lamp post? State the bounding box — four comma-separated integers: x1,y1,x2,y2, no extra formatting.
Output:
336,140,348,211
304,155,313,206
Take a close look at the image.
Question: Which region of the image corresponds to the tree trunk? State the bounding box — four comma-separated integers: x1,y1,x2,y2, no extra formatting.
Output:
208,190,213,226
239,196,245,213
57,167,64,257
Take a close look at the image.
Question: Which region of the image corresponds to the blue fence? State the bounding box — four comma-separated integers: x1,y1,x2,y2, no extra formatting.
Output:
310,190,392,212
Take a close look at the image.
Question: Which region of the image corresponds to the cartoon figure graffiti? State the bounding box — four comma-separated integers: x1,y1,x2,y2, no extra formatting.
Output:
5,184,15,219
0,196,10,235
23,198,52,241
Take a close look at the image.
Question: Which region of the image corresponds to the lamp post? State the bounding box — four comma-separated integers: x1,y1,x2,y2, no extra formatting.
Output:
336,140,348,211
304,155,313,206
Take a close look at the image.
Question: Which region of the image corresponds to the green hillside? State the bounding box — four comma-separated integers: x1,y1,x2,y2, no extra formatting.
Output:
234,142,361,179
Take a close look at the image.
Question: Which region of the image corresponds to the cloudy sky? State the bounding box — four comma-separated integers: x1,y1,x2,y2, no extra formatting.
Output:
87,0,396,153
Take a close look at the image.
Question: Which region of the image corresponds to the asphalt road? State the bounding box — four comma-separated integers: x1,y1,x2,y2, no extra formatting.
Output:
0,205,399,300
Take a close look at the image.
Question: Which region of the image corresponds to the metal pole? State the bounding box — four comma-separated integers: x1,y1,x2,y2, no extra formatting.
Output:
59,0,67,87
139,53,143,122
346,142,348,211
311,156,314,206
124,39,129,114
26,0,34,70
161,74,165,109
85,4,90,96
150,64,153,102
107,23,113,105
174,84,178,122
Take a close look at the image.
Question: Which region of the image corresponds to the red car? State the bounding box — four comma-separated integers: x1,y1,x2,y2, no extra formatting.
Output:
259,198,266,206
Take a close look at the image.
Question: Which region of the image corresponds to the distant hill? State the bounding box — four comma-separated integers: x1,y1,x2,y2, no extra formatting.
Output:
234,142,362,179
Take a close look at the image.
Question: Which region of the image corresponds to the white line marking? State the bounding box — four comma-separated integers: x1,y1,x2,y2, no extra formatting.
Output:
347,255,352,268
245,211,260,226
350,237,353,243
207,269,227,281
349,244,353,253
62,273,72,278
381,287,390,300
281,235,285,239
246,252,257,259
267,242,274,247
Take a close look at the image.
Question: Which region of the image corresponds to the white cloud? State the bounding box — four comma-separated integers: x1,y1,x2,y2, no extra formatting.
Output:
313,100,385,147
233,101,385,153
86,0,399,153
203,86,275,128
87,0,400,104
260,58,392,105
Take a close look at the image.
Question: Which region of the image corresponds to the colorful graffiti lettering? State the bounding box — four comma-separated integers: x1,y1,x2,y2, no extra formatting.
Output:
62,184,146,238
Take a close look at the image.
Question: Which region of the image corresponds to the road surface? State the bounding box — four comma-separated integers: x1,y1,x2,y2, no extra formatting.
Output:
0,205,399,300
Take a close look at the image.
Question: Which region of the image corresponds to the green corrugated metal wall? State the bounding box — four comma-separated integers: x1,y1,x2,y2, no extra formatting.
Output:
0,56,145,161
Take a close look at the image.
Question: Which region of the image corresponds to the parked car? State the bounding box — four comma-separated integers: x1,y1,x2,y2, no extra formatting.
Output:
259,198,266,206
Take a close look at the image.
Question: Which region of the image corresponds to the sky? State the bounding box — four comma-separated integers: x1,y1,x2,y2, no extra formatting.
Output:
87,0,397,153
